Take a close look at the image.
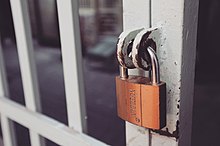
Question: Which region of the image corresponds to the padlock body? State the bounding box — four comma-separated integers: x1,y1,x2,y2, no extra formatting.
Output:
115,75,166,129
116,76,144,126
115,76,127,120
141,82,166,129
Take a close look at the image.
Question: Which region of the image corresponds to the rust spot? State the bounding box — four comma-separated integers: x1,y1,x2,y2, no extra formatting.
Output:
152,120,180,140
168,89,172,94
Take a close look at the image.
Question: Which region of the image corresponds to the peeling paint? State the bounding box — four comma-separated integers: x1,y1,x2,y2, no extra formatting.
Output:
123,0,198,145
117,28,144,69
152,120,180,140
177,104,180,109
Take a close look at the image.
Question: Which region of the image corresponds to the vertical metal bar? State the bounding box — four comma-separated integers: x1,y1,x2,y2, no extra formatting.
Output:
151,0,199,146
122,0,151,145
0,37,17,146
1,116,17,146
9,0,45,146
0,41,9,98
57,0,87,133
123,0,199,145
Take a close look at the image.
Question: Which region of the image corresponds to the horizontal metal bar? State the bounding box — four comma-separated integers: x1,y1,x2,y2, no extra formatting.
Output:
0,97,108,146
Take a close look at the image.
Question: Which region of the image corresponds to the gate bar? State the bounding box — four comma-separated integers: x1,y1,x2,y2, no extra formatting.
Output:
0,37,17,146
57,0,87,132
151,0,199,145
9,0,44,146
123,0,199,145
0,97,107,146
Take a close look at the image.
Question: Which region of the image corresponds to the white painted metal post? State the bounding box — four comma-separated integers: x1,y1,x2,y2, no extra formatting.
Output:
9,0,44,146
57,0,87,133
123,0,199,146
122,0,152,145
0,37,17,146
151,0,199,145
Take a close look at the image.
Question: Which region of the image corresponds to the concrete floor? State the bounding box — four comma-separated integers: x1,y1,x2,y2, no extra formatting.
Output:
0,40,220,146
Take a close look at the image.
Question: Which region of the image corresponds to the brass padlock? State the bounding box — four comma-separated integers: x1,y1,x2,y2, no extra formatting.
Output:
116,47,166,130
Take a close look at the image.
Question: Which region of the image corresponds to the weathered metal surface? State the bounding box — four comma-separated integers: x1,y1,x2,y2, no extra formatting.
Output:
132,28,162,71
117,29,143,69
123,0,199,145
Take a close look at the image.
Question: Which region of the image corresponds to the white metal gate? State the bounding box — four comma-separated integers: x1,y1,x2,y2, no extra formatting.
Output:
0,0,107,146
0,0,199,146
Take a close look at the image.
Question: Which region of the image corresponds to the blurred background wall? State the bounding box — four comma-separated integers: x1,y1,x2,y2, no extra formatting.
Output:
28,0,122,48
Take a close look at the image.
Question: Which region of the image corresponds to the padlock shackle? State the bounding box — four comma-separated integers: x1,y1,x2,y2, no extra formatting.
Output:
119,66,128,79
147,47,160,85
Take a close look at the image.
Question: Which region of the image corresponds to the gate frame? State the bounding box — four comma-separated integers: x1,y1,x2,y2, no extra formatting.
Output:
123,0,199,146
